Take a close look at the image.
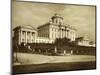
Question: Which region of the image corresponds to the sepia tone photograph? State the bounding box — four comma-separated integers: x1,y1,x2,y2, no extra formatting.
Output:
12,0,96,74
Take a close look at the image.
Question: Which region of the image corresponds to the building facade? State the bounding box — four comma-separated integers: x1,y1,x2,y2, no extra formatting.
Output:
38,14,76,41
13,14,76,45
75,36,95,47
13,25,37,45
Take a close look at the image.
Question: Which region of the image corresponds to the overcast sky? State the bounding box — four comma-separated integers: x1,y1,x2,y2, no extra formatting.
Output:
12,1,96,42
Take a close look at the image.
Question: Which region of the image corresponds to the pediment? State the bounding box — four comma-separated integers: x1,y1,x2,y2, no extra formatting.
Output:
21,25,37,30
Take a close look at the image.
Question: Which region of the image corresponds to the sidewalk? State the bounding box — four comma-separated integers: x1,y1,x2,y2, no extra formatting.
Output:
13,53,96,65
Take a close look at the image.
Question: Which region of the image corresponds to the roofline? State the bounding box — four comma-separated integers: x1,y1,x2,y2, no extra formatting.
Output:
37,22,50,29
13,25,37,31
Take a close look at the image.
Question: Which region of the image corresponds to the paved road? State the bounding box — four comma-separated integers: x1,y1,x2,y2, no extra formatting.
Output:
13,61,96,74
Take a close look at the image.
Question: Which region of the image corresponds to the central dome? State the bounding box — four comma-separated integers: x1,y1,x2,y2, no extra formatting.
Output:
50,13,64,25
51,13,63,19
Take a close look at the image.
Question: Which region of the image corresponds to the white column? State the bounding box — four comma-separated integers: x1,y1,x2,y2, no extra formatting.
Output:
64,29,66,38
65,28,67,38
64,30,66,38
33,32,35,42
54,19,56,24
64,30,65,38
62,29,64,38
25,31,27,44
61,29,63,38
67,30,69,39
55,28,57,39
62,29,63,38
71,31,74,41
70,31,72,41
59,28,61,38
73,32,75,40
60,29,62,38
30,32,32,43
28,32,31,43
35,31,37,42
66,30,67,38
69,31,71,39
20,30,22,44
18,30,21,45
68,31,71,38
72,32,73,41
73,32,74,41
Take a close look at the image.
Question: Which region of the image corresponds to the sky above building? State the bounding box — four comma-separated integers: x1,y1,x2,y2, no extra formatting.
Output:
12,1,96,42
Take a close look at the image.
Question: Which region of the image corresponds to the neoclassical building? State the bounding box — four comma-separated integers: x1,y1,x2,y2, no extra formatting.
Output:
13,25,37,45
13,14,76,45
